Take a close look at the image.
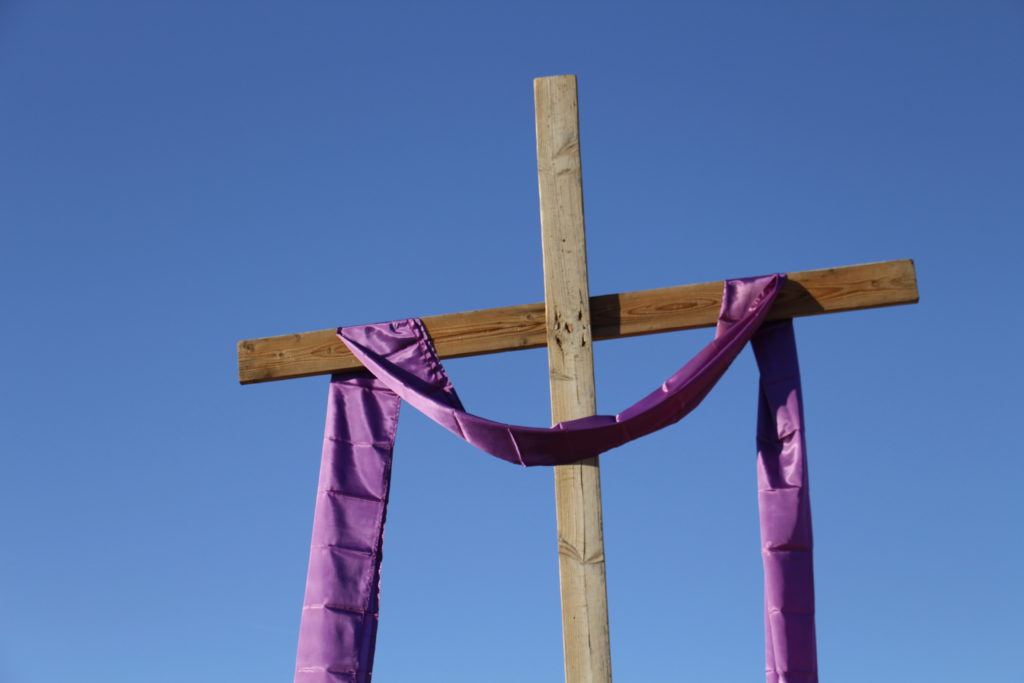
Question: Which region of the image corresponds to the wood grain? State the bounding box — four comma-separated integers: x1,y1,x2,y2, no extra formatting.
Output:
237,258,918,384
535,74,613,683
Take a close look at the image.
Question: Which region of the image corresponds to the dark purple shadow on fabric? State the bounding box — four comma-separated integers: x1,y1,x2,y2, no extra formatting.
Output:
294,275,816,682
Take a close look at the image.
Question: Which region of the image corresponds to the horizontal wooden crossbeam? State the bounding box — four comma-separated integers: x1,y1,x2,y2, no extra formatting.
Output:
237,258,918,385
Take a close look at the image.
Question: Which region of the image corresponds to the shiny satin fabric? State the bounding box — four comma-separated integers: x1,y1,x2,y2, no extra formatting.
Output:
339,275,783,467
295,274,817,682
294,357,459,682
752,320,816,682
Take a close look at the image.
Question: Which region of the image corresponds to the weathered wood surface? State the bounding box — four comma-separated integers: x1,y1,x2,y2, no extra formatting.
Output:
237,258,918,384
535,74,612,683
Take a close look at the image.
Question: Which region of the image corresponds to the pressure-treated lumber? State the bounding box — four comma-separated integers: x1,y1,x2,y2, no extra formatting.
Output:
237,258,918,384
535,74,612,683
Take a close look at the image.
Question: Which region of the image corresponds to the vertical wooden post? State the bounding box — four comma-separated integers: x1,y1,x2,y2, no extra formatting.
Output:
535,75,613,683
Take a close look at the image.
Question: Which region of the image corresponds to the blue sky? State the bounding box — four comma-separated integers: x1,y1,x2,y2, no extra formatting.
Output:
1,2,1022,681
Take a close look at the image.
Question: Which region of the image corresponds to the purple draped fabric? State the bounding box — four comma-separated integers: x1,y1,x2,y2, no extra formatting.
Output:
294,347,459,683
295,274,817,682
752,321,816,682
339,275,782,467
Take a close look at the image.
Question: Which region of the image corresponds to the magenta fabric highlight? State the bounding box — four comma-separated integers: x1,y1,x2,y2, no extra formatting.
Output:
294,274,817,682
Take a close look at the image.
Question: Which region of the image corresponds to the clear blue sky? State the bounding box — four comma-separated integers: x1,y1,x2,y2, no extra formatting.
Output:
2,2,1022,681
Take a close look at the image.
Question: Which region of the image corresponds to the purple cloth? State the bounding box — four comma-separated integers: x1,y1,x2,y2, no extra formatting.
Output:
295,274,816,682
294,354,460,683
753,321,816,682
339,275,782,466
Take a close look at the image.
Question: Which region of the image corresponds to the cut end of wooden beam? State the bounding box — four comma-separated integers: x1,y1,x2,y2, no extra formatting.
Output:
237,329,351,385
769,257,919,322
535,74,577,83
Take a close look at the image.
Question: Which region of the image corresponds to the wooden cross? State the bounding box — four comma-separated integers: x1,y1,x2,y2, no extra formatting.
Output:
237,75,919,683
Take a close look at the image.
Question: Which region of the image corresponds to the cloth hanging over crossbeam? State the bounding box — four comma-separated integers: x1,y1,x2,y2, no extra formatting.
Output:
293,274,817,683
